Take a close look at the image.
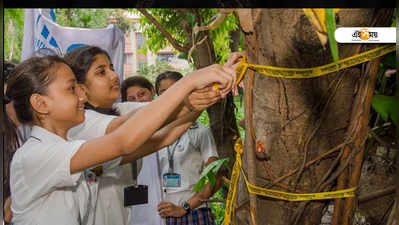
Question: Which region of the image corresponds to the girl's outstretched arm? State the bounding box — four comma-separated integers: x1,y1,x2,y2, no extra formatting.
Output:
70,64,235,173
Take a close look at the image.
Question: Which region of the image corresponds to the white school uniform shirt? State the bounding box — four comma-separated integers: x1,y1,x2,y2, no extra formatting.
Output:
10,126,87,225
67,109,122,225
16,124,31,144
90,101,148,225
10,109,121,225
130,152,164,225
158,123,218,208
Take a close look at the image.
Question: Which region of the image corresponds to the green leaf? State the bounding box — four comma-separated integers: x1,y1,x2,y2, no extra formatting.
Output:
177,52,188,60
371,94,399,127
325,9,339,63
207,172,217,187
193,178,207,193
186,13,196,26
193,158,229,192
381,52,396,69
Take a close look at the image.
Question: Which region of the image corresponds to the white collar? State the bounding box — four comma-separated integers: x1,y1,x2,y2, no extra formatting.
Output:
30,126,68,143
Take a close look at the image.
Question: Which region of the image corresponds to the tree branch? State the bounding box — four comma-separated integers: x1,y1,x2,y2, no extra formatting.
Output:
137,9,189,53
358,186,395,203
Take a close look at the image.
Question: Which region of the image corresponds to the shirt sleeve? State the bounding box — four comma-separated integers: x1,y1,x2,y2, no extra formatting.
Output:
194,125,219,163
102,157,123,171
22,140,85,197
114,101,148,115
67,109,117,140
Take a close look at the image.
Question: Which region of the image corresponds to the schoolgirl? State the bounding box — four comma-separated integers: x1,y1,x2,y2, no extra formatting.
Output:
6,55,235,225
64,45,223,225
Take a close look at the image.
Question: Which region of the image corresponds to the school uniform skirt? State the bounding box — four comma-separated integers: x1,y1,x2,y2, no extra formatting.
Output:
165,207,215,225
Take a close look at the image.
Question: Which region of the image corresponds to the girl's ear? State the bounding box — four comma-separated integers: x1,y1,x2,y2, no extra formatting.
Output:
77,84,88,102
79,83,88,93
30,93,49,115
79,83,90,99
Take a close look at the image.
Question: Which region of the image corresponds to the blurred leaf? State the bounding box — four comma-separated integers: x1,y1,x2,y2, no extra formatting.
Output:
381,52,396,69
197,110,210,126
178,52,188,60
4,8,24,63
303,9,326,32
193,158,229,192
207,172,217,187
186,13,196,26
134,9,239,66
193,178,206,192
371,94,399,127
325,8,339,63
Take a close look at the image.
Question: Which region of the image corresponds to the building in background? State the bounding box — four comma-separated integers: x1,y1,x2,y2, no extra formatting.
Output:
122,12,190,80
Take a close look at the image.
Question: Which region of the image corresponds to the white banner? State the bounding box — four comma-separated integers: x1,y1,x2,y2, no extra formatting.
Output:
335,27,396,43
21,9,125,80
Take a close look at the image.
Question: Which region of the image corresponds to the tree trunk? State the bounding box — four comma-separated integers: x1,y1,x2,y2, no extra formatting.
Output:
229,29,241,52
238,8,393,225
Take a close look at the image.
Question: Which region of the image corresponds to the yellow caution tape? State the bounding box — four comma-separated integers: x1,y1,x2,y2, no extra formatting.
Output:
216,45,394,92
224,139,357,225
224,138,243,225
234,45,394,83
241,168,357,201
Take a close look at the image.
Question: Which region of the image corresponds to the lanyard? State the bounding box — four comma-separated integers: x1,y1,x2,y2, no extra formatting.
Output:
167,137,181,173
81,170,92,225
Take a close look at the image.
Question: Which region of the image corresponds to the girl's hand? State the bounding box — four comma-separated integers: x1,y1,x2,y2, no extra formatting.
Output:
225,52,245,67
185,86,221,111
222,52,246,85
187,64,234,98
185,52,245,98
157,201,187,218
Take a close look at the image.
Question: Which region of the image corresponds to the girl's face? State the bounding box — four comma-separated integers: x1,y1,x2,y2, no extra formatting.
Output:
81,54,120,108
157,78,177,96
125,85,154,102
44,63,85,129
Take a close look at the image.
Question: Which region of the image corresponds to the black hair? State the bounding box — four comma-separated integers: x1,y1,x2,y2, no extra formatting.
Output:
64,45,119,116
6,55,66,124
2,55,66,200
64,45,112,84
155,71,183,95
2,62,17,201
4,62,16,83
3,62,16,104
121,76,154,102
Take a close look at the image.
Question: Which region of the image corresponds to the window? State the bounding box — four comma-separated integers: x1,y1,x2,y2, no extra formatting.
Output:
138,60,147,70
158,53,174,62
137,33,146,50
125,54,133,65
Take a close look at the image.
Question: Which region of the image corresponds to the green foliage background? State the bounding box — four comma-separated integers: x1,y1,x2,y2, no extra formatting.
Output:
136,59,194,84
55,9,132,32
4,8,25,63
131,9,239,65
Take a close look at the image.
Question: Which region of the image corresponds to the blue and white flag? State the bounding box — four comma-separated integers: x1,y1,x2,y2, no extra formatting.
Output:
21,8,125,79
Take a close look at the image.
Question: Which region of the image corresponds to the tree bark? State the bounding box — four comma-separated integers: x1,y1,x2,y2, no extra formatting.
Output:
238,9,392,225
333,9,394,225
229,29,241,52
